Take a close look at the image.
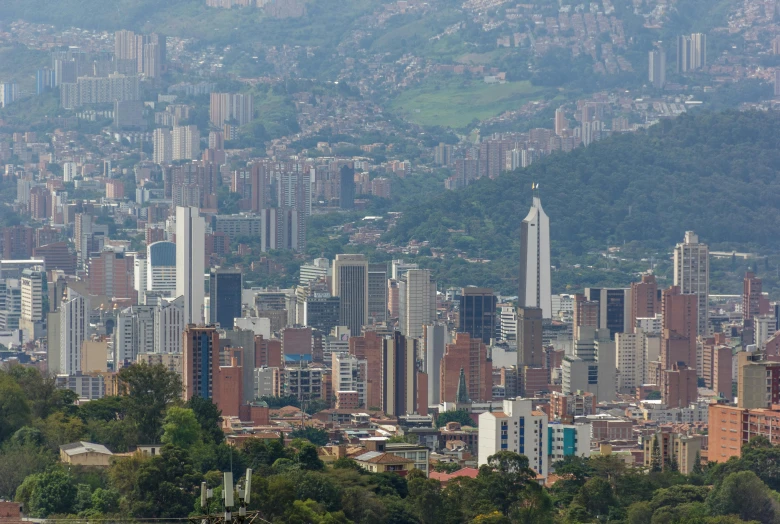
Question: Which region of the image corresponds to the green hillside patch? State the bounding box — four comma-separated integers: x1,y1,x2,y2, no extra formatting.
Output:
391,76,550,128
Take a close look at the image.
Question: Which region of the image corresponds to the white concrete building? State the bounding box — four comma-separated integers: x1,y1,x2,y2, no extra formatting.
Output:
398,269,435,339
332,352,367,408
154,296,184,354
674,231,709,336
478,398,548,479
548,423,591,463
519,196,551,318
175,207,205,325
60,289,90,375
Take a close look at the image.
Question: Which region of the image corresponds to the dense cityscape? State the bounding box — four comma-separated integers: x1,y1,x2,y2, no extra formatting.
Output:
1,0,780,522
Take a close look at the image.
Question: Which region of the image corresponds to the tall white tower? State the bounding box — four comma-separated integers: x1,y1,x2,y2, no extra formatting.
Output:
60,289,90,375
398,269,436,339
175,206,205,326
674,231,709,336
519,194,552,319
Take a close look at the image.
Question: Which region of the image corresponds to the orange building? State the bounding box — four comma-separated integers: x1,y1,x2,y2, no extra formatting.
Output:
440,333,492,403
630,274,659,333
708,403,780,463
350,330,383,409
214,363,242,417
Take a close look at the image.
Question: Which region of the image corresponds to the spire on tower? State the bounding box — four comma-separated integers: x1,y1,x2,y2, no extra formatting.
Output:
456,367,470,404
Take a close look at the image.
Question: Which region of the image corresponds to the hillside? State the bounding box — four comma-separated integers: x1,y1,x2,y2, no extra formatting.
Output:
387,110,780,263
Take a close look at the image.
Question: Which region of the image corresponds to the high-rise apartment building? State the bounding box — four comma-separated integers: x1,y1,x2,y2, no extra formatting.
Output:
60,289,90,375
440,333,492,403
554,107,568,136
332,254,369,335
479,398,548,479
182,325,220,400
423,323,447,405
339,165,355,210
631,274,659,333
175,207,205,325
209,92,254,126
114,305,155,366
20,268,45,341
398,269,436,340
153,128,172,164
517,306,544,368
648,49,666,89
677,33,706,72
209,268,242,328
172,125,200,161
458,287,497,345
154,296,185,354
519,196,551,318
743,271,769,322
673,231,709,337
350,330,383,409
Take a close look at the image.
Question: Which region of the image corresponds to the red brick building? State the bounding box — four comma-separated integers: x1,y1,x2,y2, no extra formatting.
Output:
440,333,492,403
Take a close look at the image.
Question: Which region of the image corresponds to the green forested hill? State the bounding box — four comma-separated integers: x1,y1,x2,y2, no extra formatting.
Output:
387,111,780,261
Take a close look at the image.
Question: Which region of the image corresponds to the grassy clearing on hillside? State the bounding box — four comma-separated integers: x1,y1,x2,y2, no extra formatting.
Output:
390,76,550,128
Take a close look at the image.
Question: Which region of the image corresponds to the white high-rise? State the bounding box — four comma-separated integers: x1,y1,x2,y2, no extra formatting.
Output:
175,207,205,325
172,125,200,161
519,195,552,319
153,128,172,164
398,269,436,339
60,289,90,375
674,231,709,336
478,398,548,479
147,241,177,298
154,296,185,354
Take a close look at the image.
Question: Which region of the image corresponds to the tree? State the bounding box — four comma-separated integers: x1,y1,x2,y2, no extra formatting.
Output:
0,372,31,442
436,410,474,428
23,469,77,517
289,426,329,446
573,477,616,518
184,395,224,445
708,470,780,523
118,363,183,444
161,407,201,448
296,442,325,471
91,488,120,514
650,436,662,472
0,436,55,499
407,477,444,524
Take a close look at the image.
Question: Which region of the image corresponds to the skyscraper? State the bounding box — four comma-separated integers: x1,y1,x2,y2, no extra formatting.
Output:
423,323,447,405
458,287,497,345
339,165,355,210
153,128,172,164
332,254,368,335
182,325,220,400
209,268,242,328
743,271,769,322
648,49,666,89
519,195,552,319
631,274,659,333
172,125,200,161
398,269,436,339
60,289,90,375
517,306,544,368
673,231,709,336
677,33,706,72
176,207,205,325
381,331,420,416
209,92,254,127
368,263,388,325
146,241,176,298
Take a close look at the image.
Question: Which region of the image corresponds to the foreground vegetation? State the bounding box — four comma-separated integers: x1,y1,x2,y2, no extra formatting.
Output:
3,364,780,522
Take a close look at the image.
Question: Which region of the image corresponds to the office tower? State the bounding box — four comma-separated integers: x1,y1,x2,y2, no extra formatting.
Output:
368,263,388,325
60,289,90,375
114,305,155,367
153,128,172,164
631,274,659,333
134,257,148,304
182,325,220,400
743,271,769,322
154,296,185,354
648,49,666,89
440,333,492,403
561,327,616,402
339,165,355,210
209,92,254,126
478,398,548,479
381,332,420,416
674,231,709,336
19,268,45,341
303,293,340,334
391,259,418,280
458,287,497,345
209,268,242,328
300,258,329,286
584,287,632,340
398,269,436,339
554,107,567,136
517,306,544,368
423,323,447,404
172,125,200,161
176,207,206,325
350,331,383,409
146,241,176,298
677,35,691,73
249,162,269,212
519,195,551,318
332,254,368,335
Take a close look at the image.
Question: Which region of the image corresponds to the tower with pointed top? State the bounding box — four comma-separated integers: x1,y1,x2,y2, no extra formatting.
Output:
519,193,551,319
456,368,470,404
